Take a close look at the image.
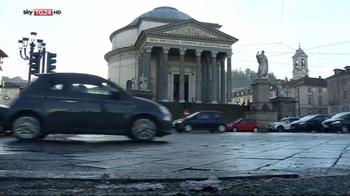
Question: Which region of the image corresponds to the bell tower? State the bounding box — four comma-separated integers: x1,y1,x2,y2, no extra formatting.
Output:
292,44,309,80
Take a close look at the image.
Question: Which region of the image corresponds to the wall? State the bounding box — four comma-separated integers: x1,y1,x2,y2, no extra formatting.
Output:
108,52,138,89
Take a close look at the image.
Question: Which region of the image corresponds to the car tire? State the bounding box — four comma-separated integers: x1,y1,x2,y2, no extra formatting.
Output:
233,127,238,132
253,128,258,132
130,118,157,141
13,116,42,140
217,125,226,133
341,125,349,133
184,125,192,133
277,126,284,132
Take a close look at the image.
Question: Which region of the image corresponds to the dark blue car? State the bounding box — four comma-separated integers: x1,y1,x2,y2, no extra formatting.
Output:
290,114,330,132
172,111,226,133
322,112,350,133
2,73,172,141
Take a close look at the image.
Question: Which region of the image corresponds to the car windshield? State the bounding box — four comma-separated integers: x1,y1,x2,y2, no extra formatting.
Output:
234,118,242,123
300,115,315,121
186,112,200,119
331,112,350,119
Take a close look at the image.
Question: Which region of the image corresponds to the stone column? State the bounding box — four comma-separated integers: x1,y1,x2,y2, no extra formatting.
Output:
160,47,169,102
211,51,218,103
220,55,226,103
142,46,152,91
179,48,186,102
195,50,202,103
227,51,232,102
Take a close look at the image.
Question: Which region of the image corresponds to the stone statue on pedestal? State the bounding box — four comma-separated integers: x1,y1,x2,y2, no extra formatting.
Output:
256,50,269,78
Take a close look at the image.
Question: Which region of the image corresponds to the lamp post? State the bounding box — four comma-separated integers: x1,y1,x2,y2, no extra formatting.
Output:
18,32,46,84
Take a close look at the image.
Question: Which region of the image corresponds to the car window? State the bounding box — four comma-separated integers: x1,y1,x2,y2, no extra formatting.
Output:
49,84,63,91
196,113,210,120
70,83,111,95
210,113,222,119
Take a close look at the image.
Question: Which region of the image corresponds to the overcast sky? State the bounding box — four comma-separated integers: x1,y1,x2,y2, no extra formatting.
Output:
1,0,349,80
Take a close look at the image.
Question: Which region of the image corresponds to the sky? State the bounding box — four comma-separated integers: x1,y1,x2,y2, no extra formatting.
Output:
1,0,350,81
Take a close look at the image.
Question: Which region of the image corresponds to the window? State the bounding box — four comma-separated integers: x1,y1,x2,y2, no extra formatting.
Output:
210,113,222,119
197,113,210,120
318,95,322,106
343,90,347,99
49,84,63,91
308,95,312,105
308,87,312,93
318,88,322,94
70,82,112,95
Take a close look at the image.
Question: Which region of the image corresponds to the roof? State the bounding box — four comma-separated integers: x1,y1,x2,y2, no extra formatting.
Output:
326,69,350,79
109,7,221,41
128,7,192,27
284,76,327,87
293,46,307,58
0,49,8,57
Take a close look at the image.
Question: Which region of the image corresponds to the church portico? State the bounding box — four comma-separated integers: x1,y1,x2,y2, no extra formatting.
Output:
105,7,238,104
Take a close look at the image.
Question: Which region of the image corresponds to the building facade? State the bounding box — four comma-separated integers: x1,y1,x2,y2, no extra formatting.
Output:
105,7,238,103
327,67,350,114
283,76,328,116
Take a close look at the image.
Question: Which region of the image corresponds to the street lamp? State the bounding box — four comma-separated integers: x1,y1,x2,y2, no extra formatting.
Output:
18,32,46,84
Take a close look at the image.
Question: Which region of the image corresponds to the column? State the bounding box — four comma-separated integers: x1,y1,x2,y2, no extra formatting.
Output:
195,50,202,103
160,47,169,101
142,46,152,91
137,53,143,90
211,51,218,103
179,48,186,102
220,55,226,103
227,51,232,103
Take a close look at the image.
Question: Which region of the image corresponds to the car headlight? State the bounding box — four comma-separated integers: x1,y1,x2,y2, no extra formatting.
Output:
299,122,306,125
159,106,172,121
332,121,341,125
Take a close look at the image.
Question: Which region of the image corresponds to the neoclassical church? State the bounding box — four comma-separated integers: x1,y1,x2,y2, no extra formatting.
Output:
105,7,238,103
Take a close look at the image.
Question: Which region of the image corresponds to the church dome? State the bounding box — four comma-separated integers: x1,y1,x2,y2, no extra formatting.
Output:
128,7,192,26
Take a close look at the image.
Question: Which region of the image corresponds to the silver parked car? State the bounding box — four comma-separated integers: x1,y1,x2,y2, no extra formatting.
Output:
269,117,299,132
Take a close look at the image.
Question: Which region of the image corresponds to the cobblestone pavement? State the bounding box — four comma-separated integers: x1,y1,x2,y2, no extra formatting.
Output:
1,132,350,179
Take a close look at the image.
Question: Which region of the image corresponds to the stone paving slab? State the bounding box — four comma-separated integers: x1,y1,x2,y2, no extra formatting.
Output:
1,133,350,180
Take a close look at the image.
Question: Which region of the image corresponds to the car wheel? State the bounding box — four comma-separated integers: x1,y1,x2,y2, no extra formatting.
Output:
341,125,349,133
13,116,42,140
217,125,226,133
253,128,258,132
233,127,238,132
277,126,284,132
184,125,192,133
130,118,157,141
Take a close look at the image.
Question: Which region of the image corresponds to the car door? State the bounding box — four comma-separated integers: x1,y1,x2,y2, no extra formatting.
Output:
191,112,211,130
238,119,247,131
100,81,137,133
44,75,104,133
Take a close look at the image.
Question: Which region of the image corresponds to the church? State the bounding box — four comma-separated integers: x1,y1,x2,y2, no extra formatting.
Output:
105,7,238,103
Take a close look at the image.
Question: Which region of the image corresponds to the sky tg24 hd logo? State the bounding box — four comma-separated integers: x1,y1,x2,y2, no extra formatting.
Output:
23,9,62,16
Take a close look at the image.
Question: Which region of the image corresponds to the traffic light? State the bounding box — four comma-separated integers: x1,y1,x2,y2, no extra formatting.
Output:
29,52,40,74
46,52,57,73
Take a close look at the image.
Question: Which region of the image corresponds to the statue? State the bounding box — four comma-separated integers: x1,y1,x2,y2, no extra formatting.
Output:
256,50,269,78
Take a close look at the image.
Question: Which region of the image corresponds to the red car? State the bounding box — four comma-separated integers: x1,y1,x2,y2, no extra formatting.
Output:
227,118,259,132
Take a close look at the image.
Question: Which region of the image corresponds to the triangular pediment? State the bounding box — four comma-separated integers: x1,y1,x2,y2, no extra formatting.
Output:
163,25,218,38
143,20,238,43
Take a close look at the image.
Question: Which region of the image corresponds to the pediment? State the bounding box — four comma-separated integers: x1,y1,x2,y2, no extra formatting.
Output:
144,20,238,43
162,25,218,38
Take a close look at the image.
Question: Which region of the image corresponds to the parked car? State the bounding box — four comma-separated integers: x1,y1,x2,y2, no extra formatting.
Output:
322,112,350,133
0,105,10,135
226,118,258,132
268,117,299,132
2,73,172,141
290,114,331,132
172,111,226,133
